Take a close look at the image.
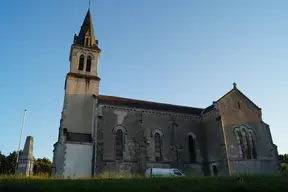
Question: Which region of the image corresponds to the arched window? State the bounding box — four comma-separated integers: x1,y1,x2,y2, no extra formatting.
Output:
86,56,92,72
235,126,258,160
248,132,257,159
236,130,245,159
242,129,251,159
237,101,241,109
85,38,90,46
188,135,196,163
115,129,124,160
78,55,84,70
154,132,162,162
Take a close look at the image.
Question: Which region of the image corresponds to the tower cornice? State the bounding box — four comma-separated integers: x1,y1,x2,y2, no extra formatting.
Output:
72,44,101,52
64,72,101,90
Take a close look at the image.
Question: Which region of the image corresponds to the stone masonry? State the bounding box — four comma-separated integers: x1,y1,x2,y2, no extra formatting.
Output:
16,136,34,176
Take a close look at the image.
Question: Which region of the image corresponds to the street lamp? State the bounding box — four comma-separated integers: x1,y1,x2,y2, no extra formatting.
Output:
15,109,27,173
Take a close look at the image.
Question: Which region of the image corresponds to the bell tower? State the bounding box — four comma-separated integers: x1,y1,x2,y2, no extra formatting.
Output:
65,9,101,95
52,9,101,178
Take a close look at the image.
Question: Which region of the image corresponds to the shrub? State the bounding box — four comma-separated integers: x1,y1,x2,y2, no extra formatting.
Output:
281,163,288,176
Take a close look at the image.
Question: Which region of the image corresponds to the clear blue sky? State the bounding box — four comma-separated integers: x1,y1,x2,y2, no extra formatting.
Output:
0,0,287,160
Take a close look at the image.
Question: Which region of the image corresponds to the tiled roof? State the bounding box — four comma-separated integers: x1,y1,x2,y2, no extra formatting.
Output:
201,104,215,115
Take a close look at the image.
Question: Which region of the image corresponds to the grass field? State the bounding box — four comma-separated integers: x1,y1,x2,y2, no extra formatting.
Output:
0,175,287,191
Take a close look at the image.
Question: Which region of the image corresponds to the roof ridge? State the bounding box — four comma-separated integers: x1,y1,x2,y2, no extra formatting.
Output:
98,94,204,110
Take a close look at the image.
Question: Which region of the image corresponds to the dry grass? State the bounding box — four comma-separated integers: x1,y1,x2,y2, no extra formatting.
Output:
95,172,143,179
0,172,142,180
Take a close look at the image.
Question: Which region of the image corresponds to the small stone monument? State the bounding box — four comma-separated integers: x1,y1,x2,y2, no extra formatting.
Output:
16,136,34,176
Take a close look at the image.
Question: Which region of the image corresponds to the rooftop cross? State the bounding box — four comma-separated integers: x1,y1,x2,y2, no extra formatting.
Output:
233,82,237,89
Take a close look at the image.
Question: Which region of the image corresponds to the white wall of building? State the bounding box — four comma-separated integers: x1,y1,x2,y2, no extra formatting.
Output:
63,143,93,178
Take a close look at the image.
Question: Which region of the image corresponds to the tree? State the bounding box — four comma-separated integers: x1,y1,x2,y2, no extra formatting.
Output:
279,154,288,176
33,158,52,175
0,151,19,175
0,151,5,165
279,154,288,162
0,151,7,174
6,151,18,173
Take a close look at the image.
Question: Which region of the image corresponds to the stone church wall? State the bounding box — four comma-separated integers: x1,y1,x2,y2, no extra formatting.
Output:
51,142,66,177
224,121,275,160
96,104,205,176
229,160,279,176
224,121,280,175
202,110,230,176
65,75,99,95
216,89,280,175
62,94,94,134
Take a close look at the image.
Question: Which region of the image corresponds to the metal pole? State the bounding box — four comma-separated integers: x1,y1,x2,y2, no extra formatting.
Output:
15,109,27,172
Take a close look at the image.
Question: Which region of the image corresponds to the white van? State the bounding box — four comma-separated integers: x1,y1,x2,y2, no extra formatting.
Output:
145,168,186,178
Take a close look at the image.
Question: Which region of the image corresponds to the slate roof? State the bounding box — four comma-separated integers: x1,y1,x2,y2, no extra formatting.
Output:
216,86,261,110
96,95,205,116
73,9,101,51
201,104,215,115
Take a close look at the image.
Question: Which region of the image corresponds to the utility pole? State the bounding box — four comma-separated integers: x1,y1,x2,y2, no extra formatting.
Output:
15,109,27,173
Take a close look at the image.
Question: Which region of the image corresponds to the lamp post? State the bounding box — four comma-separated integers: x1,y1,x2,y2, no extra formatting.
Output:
15,109,27,173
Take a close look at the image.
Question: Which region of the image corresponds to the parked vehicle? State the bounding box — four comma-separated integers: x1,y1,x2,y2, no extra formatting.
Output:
145,168,185,178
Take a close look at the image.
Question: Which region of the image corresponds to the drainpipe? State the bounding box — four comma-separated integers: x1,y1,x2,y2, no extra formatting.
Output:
91,97,97,177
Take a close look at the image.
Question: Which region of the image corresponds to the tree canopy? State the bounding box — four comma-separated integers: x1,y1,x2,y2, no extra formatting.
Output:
279,154,288,175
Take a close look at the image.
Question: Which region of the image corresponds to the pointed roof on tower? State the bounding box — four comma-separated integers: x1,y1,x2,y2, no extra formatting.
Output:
73,9,101,51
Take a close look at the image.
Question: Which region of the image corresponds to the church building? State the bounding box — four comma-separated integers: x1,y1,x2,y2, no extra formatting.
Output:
51,9,280,178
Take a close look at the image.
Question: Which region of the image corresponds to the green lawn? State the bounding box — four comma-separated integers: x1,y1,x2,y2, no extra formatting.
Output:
0,175,287,191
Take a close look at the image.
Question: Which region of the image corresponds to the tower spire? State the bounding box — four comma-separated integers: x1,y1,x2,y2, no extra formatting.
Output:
89,0,91,10
73,6,100,51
